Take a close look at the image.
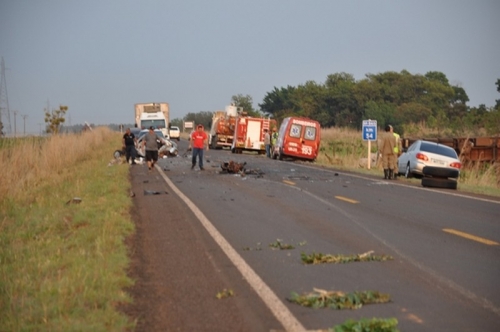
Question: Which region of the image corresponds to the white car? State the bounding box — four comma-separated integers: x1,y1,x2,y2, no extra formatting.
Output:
169,126,180,141
397,140,461,179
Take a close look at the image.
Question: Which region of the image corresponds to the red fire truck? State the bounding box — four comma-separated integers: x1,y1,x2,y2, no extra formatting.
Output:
231,116,277,154
208,104,239,149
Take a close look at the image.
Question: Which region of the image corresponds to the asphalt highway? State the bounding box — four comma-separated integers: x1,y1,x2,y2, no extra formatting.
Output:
125,140,500,331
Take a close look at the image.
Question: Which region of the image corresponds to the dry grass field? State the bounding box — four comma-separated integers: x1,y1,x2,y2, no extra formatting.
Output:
317,127,500,196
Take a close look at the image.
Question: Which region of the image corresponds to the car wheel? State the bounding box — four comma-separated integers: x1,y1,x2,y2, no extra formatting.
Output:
422,166,459,179
421,177,458,190
405,164,412,178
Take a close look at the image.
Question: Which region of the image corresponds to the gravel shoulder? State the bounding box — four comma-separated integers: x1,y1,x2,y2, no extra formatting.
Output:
120,160,281,332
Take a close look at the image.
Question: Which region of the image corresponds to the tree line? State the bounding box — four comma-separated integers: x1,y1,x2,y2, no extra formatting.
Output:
7,70,493,137
176,70,500,137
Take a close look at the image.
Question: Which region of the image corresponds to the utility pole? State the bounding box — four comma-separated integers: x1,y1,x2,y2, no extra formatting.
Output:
38,123,42,136
0,57,12,135
13,110,17,137
22,114,28,136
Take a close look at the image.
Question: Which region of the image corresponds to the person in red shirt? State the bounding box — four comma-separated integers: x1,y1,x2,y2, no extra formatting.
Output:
189,124,208,170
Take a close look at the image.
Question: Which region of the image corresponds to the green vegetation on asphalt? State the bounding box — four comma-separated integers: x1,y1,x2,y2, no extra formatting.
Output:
301,251,394,265
331,317,400,332
288,288,391,309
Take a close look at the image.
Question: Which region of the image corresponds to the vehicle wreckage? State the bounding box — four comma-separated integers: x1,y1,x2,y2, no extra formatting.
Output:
219,160,264,177
113,136,178,162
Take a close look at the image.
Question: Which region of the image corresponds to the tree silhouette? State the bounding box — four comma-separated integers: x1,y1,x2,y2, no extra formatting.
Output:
44,105,68,134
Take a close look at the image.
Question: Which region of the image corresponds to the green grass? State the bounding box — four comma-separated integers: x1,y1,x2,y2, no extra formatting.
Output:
0,128,135,331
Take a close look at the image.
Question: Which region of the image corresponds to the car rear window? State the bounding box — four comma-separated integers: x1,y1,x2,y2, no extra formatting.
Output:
420,142,458,158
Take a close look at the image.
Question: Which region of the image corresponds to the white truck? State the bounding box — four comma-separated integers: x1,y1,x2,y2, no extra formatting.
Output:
134,103,170,138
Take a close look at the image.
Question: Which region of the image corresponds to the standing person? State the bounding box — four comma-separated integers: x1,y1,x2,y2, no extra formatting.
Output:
379,125,397,179
389,125,403,178
122,128,137,165
271,127,279,151
189,124,208,170
264,128,271,158
143,126,164,171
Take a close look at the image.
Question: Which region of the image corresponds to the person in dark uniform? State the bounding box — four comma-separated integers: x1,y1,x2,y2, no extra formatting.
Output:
122,128,137,165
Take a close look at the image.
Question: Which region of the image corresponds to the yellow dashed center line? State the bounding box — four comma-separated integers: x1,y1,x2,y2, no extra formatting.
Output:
443,228,499,246
282,180,295,186
335,196,359,204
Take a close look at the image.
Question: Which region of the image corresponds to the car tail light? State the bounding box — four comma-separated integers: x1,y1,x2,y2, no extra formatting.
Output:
450,162,461,169
416,152,429,161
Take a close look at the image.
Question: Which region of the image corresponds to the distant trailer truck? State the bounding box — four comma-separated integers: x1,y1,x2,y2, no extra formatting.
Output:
134,103,169,138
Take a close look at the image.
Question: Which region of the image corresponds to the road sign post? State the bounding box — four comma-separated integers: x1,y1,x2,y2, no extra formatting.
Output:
362,120,377,169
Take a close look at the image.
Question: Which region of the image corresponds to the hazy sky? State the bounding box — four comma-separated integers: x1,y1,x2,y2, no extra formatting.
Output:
1,0,499,135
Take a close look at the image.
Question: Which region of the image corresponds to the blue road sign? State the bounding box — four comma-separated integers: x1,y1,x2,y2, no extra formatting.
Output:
362,120,377,141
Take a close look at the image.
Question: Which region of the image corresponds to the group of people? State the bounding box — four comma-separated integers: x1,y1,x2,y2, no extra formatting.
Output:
122,126,166,171
264,127,279,158
123,124,209,172
379,124,402,180
127,123,401,179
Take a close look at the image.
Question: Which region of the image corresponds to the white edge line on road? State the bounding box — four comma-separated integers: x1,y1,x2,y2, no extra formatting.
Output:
156,166,307,332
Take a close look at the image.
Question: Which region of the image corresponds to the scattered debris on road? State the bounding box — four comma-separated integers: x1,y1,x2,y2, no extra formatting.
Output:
288,288,391,309
301,251,393,264
143,190,168,195
242,244,263,251
215,289,234,299
219,160,266,178
269,239,295,250
220,161,246,174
